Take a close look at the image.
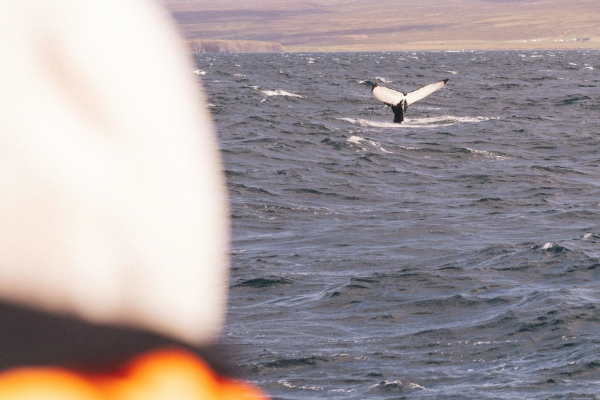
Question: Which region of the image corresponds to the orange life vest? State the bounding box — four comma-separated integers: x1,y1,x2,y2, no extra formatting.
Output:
0,348,268,400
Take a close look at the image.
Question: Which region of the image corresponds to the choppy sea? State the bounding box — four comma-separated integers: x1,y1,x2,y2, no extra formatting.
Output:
194,51,600,399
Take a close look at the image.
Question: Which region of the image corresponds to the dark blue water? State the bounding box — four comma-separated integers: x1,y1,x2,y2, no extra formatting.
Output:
194,51,600,399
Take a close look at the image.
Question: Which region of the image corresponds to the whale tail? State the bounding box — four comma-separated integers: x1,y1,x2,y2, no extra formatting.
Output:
391,103,404,123
370,79,449,123
405,79,449,107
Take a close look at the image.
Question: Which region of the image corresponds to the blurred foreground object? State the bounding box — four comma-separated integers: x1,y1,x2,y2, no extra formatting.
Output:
0,349,266,399
0,0,267,398
0,0,227,344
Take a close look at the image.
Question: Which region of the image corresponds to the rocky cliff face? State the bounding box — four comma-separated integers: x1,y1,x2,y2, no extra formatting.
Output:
185,40,284,53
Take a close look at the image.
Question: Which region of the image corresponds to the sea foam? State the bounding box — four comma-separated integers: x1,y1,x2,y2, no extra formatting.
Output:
466,148,513,160
261,90,304,98
347,136,392,153
341,116,492,128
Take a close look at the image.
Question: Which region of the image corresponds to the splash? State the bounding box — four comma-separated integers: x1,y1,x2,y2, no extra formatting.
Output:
340,118,402,128
403,115,492,127
341,116,492,128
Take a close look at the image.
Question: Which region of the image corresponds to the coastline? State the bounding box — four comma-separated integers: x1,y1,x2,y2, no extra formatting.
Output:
167,0,600,53
186,38,599,53
281,38,600,52
185,39,283,53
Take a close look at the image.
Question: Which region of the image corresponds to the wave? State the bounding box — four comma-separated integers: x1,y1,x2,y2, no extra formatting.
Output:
542,242,566,252
261,90,304,98
341,116,492,128
399,145,421,151
347,136,392,153
375,76,392,83
466,148,514,160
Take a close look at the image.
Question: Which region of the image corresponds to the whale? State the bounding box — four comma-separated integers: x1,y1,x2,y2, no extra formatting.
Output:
371,79,449,123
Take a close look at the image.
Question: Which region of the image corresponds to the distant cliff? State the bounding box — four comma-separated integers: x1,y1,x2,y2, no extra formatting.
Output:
185,40,284,53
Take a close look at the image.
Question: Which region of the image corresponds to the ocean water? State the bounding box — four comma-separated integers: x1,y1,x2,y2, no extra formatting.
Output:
194,51,600,399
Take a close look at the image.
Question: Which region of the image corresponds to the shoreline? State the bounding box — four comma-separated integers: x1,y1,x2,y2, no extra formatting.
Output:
168,0,600,54
282,38,600,53
185,39,600,54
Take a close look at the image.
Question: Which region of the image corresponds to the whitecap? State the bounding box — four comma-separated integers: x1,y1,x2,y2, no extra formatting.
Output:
261,90,303,98
277,380,323,391
466,148,513,160
233,73,246,77
542,242,564,252
446,70,459,75
583,233,600,239
585,66,594,70
192,69,206,75
347,135,392,153
375,76,392,83
347,136,363,144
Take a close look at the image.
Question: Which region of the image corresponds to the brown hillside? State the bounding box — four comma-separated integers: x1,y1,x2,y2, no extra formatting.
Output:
163,0,600,51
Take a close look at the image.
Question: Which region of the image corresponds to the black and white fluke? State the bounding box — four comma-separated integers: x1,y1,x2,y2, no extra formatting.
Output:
371,79,449,123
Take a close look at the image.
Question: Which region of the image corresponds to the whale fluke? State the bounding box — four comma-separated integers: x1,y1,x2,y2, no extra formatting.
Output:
371,79,449,123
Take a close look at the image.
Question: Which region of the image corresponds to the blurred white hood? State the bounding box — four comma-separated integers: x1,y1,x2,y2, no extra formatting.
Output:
0,0,229,345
